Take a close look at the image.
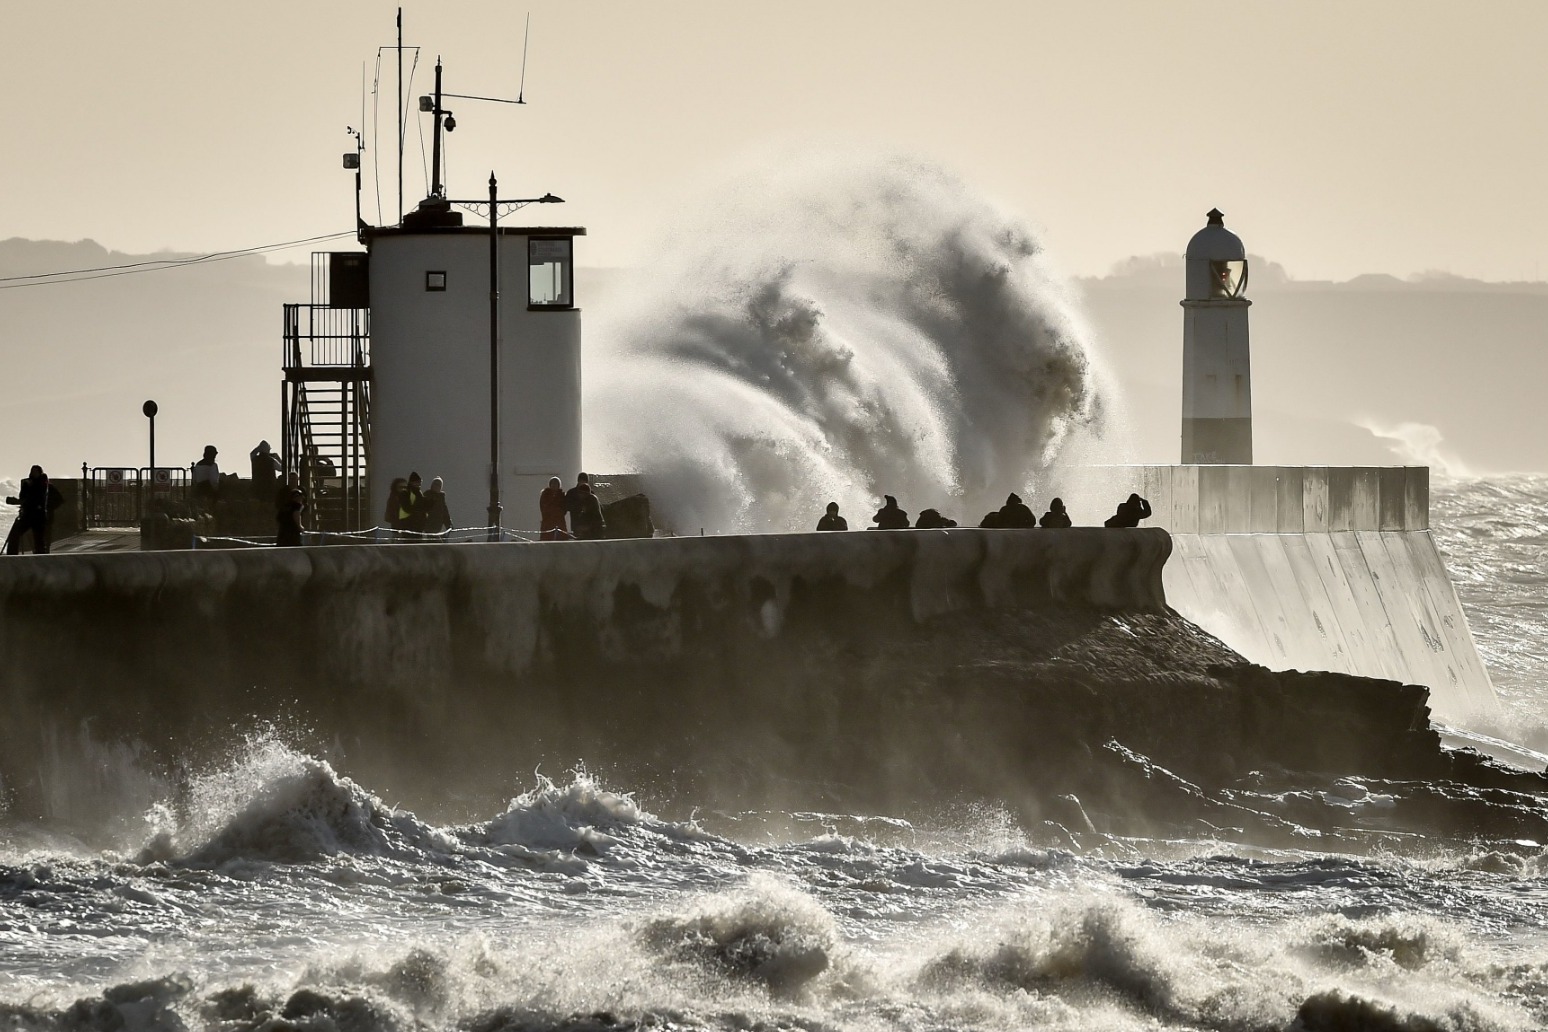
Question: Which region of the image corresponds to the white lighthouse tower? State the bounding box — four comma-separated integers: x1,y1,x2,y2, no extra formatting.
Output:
1180,208,1252,464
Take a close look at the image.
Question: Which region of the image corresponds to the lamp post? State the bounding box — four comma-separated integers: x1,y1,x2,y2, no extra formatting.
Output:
487,172,501,540
142,400,157,507
445,184,564,542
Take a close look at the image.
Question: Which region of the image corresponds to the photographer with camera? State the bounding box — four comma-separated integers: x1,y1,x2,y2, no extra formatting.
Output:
4,465,65,555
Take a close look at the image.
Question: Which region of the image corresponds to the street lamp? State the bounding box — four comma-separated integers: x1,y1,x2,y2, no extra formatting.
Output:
446,181,564,540
142,399,157,513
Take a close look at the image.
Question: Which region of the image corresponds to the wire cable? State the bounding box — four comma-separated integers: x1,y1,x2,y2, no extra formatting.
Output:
0,232,356,290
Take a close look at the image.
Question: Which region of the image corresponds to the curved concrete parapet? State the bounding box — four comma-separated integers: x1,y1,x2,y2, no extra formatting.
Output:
0,528,1170,823
1162,530,1494,719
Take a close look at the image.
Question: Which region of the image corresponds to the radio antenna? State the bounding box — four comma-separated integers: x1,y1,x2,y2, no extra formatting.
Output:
517,13,530,104
396,7,404,225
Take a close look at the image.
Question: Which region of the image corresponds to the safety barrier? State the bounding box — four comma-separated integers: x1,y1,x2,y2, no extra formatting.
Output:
192,525,544,548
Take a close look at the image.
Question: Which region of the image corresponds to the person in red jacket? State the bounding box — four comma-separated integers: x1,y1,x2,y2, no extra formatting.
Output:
539,477,570,540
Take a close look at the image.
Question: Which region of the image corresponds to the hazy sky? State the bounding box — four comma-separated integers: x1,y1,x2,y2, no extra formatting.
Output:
6,1,1548,282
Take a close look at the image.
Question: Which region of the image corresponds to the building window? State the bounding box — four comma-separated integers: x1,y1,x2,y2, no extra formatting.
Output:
425,270,447,292
529,238,572,308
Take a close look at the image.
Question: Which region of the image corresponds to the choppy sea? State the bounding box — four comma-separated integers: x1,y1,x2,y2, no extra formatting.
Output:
2,476,1545,1031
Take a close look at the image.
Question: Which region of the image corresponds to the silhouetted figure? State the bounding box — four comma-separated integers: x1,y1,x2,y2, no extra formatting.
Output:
422,477,453,534
401,472,427,533
1104,493,1153,528
192,445,220,512
5,466,62,555
384,477,409,530
540,477,571,540
275,487,305,547
914,508,957,529
978,510,1004,529
872,495,910,530
568,478,606,541
274,472,300,515
249,440,280,501
1039,497,1072,528
564,472,592,522
998,493,1036,528
815,501,848,531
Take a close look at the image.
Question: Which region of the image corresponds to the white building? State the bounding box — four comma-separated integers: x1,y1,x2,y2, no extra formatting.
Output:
1180,208,1252,464
364,208,585,530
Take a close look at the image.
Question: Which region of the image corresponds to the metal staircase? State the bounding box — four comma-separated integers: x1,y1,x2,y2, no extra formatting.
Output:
282,254,372,532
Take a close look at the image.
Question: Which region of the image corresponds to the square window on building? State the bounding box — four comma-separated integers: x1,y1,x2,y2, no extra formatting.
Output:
528,238,572,308
425,270,447,291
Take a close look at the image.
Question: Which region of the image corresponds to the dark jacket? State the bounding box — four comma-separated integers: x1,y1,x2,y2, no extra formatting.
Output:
398,486,426,532
1104,494,1152,528
1039,506,1072,528
914,509,957,529
816,513,848,531
275,499,304,547
421,490,453,534
872,496,910,530
18,475,61,518
998,493,1035,528
568,486,606,540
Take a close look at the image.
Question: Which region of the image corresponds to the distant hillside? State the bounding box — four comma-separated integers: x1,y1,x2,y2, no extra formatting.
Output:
1079,254,1548,475
0,238,308,482
1,239,1542,485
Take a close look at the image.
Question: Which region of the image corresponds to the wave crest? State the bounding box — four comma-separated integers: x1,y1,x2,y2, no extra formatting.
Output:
588,147,1106,533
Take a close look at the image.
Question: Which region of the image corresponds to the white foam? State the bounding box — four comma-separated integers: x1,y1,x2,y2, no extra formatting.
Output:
586,146,1108,533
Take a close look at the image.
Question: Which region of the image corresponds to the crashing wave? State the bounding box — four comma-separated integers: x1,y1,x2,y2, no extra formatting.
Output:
587,147,1108,533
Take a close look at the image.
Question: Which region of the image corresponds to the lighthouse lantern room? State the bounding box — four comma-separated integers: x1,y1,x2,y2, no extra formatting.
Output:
1180,208,1252,465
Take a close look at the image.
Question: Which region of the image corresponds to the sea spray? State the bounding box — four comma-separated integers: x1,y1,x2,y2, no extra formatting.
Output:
587,148,1109,533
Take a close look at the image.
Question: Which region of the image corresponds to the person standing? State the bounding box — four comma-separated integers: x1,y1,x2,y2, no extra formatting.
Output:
192,445,220,512
567,475,606,541
384,477,409,530
422,477,453,535
275,487,305,547
5,466,62,554
540,477,570,540
249,441,280,501
400,472,427,533
871,495,910,530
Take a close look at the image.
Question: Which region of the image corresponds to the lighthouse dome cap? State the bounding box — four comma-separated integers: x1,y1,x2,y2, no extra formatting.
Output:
1186,208,1246,261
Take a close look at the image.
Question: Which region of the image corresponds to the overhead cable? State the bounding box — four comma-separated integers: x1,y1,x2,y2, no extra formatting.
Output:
0,232,357,290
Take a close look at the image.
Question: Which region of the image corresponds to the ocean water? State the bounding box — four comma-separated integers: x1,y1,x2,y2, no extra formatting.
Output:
2,476,1546,1031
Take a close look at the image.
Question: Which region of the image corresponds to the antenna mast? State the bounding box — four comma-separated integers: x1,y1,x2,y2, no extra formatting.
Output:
518,14,530,104
396,7,404,225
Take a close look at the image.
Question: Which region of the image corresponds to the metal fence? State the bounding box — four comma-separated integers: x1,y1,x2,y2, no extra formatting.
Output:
83,466,191,527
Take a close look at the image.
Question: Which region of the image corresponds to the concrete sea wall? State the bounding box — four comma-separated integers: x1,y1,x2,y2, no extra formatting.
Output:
0,528,1169,825
1043,465,1494,718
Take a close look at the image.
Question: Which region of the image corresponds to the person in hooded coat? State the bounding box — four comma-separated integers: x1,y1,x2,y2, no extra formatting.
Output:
816,502,848,531
421,477,453,534
997,492,1036,528
1039,497,1073,528
914,508,957,529
871,495,910,529
540,477,571,540
1104,493,1153,528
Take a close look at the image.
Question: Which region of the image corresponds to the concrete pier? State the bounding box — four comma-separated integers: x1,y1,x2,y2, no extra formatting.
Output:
1044,465,1494,717
0,528,1170,824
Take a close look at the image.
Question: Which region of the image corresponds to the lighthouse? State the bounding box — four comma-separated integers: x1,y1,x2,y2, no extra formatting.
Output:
1180,208,1252,464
